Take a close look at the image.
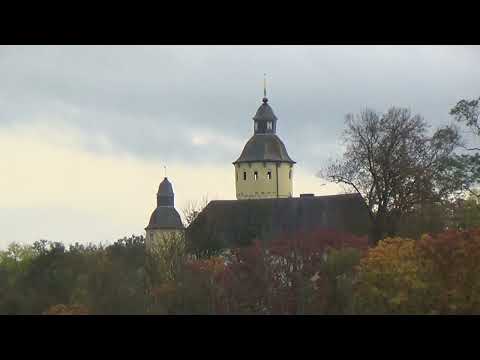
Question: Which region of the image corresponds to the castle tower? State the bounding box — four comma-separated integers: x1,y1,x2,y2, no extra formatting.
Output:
145,177,184,252
233,93,295,200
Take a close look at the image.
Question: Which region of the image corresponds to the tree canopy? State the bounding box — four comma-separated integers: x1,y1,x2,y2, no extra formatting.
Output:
320,107,462,243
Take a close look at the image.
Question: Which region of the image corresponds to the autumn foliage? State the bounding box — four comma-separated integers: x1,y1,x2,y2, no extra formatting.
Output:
354,229,480,314
5,227,480,314
214,229,368,314
44,304,89,315
354,237,427,314
417,229,480,314
146,229,368,314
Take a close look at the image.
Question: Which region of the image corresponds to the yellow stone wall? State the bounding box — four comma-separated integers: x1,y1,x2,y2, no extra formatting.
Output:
235,162,293,199
145,229,185,253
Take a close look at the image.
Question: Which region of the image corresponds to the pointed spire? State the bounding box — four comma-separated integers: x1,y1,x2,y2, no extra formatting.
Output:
264,73,267,97
263,73,268,103
157,177,174,207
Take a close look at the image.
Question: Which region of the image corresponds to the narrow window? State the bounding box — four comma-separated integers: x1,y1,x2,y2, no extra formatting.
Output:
267,121,272,130
254,171,258,181
254,122,258,131
289,169,292,179
243,171,247,180
267,171,272,180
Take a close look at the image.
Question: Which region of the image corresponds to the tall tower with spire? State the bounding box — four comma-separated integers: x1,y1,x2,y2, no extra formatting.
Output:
145,177,184,252
233,82,295,199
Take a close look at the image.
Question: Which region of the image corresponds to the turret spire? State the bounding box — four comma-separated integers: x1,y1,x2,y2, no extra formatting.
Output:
157,177,174,207
263,73,267,98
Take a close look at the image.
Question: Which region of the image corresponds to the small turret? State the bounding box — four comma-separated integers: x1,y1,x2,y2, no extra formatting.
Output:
146,177,183,230
145,177,184,253
157,177,175,207
252,96,278,134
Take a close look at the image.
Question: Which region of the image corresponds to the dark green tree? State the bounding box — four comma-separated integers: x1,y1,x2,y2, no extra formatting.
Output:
449,97,480,200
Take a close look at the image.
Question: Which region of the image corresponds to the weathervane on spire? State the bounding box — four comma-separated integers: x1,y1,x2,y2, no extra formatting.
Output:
263,73,268,103
164,165,167,178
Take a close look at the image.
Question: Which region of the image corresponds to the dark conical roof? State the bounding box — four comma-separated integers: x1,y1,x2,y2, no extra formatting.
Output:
234,95,294,164
158,177,174,196
233,134,295,164
145,177,184,230
145,207,184,230
253,97,278,122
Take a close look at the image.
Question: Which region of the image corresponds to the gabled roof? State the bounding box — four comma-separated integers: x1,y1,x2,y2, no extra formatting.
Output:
186,194,371,252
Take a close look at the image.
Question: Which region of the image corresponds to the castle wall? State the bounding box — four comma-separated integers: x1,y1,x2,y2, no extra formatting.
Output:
235,162,293,199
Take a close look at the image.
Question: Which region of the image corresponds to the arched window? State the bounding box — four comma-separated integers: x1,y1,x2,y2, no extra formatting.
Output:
243,171,247,180
267,121,272,130
267,171,272,180
289,169,292,179
254,122,258,131
254,171,258,181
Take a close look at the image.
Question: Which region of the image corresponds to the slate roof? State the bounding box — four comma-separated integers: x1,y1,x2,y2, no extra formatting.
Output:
145,206,184,230
186,194,371,252
253,98,278,122
158,177,174,197
145,177,184,230
233,134,295,164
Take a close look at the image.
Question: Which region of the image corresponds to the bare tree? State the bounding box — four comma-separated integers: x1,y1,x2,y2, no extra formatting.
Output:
182,195,210,227
319,107,461,244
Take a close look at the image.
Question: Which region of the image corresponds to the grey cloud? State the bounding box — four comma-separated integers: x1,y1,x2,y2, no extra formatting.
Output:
1,45,479,173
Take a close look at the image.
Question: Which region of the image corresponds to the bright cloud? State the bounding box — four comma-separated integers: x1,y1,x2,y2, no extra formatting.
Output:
0,122,339,248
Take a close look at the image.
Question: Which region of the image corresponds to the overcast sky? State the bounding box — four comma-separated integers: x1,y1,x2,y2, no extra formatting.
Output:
1,45,479,249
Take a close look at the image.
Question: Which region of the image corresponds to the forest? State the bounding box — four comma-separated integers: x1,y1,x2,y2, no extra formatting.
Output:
2,96,480,315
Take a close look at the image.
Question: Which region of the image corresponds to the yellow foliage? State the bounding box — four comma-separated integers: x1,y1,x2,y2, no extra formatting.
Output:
355,229,480,314
354,237,427,314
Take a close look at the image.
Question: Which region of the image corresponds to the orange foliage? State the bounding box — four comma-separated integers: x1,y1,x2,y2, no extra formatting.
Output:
355,229,480,314
417,229,480,314
44,304,89,315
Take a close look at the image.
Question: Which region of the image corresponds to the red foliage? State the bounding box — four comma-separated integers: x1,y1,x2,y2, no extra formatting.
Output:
214,228,368,314
416,229,480,313
354,229,480,314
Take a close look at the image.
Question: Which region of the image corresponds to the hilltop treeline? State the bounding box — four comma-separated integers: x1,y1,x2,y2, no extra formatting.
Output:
1,195,480,315
0,236,146,314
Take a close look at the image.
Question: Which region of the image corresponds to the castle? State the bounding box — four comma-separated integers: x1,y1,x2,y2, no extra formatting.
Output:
145,91,370,252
